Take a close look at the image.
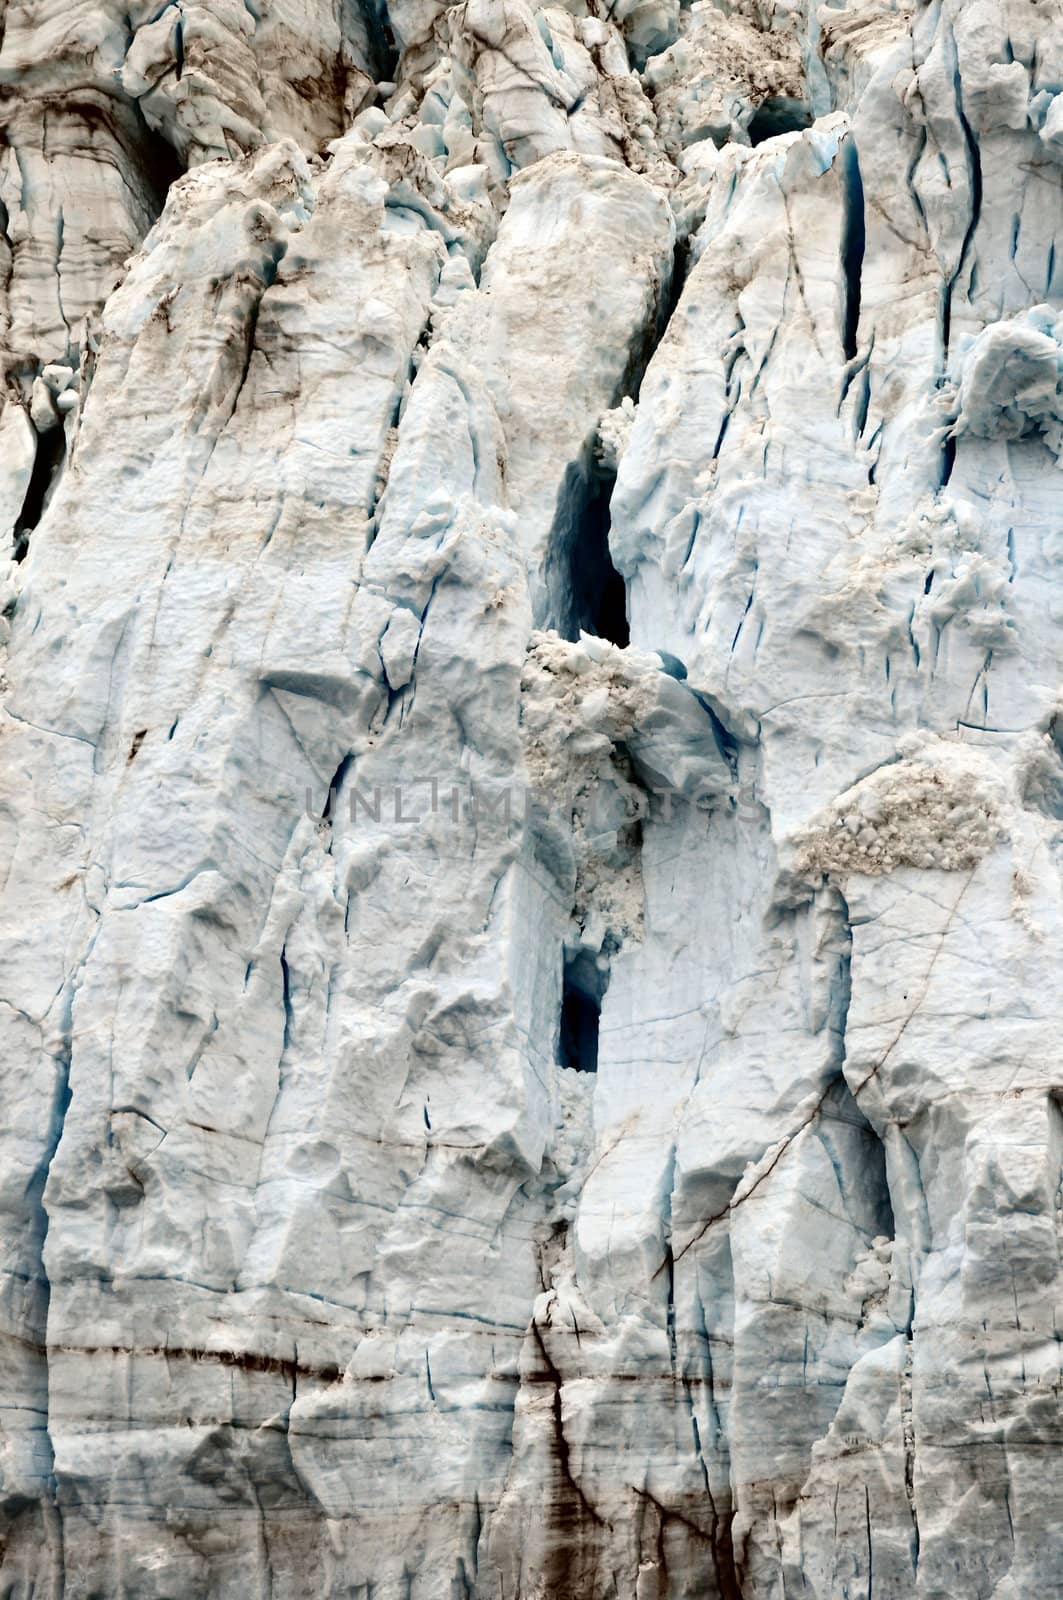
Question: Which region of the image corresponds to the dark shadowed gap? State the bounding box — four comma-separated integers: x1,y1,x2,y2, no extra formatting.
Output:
546,233,697,642
13,425,66,562
359,0,399,81
558,951,609,1073
941,430,956,486
559,986,599,1073
626,233,689,403
125,101,185,213
571,468,629,646
841,139,866,362
547,460,629,646
747,96,813,145
322,753,355,821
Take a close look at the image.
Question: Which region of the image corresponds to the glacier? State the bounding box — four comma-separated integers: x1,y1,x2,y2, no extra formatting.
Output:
1,0,1062,1595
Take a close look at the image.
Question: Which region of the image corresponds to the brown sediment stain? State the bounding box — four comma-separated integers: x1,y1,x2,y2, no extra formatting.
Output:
636,1483,743,1600
48,1342,344,1384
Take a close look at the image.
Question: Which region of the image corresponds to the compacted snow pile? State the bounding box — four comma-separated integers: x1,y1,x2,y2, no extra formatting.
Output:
1,1,1062,1595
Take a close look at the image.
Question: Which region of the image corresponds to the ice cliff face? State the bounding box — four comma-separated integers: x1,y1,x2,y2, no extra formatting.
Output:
2,1,1063,1595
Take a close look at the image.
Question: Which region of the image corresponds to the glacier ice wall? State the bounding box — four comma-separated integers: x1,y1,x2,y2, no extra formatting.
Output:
1,1,1062,1596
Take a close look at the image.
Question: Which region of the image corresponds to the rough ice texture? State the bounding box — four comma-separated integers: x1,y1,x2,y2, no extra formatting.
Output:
792,738,1010,879
1,1,1063,1597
